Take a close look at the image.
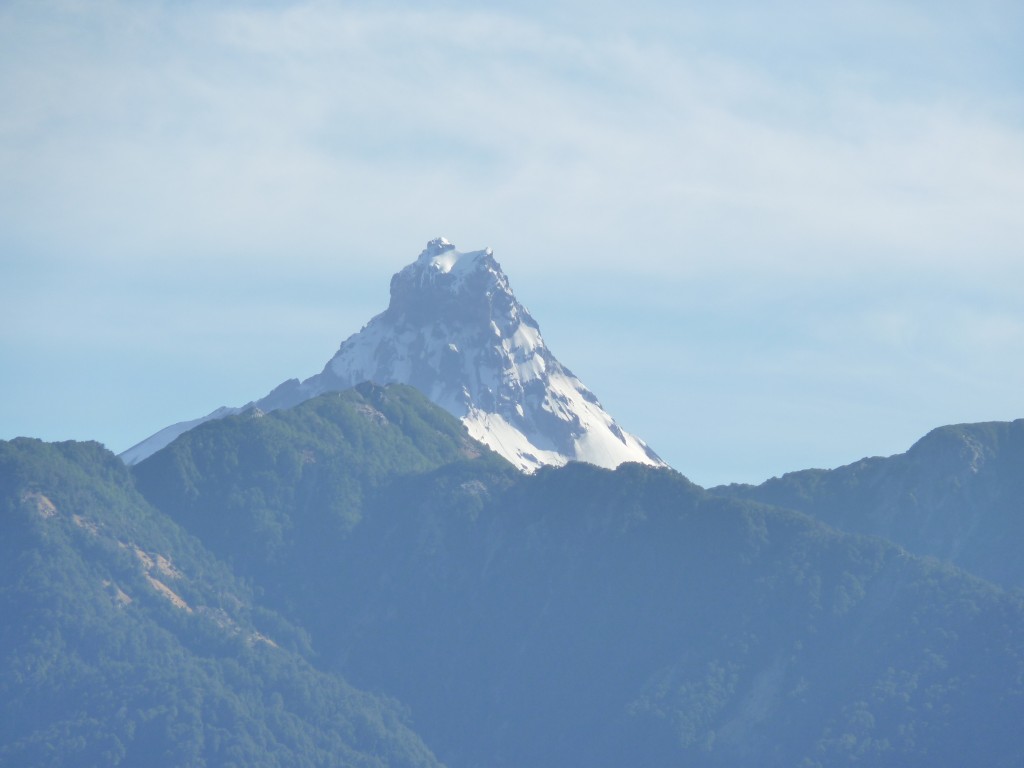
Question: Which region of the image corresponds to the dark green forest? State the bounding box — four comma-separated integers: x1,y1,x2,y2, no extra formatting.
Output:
3,384,1024,766
0,435,439,768
711,419,1024,588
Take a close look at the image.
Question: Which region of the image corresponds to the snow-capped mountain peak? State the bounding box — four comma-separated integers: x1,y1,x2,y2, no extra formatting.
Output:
418,236,474,271
410,237,496,284
122,239,664,472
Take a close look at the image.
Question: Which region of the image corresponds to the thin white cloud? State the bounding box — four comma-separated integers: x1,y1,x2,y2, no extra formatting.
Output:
3,2,1021,283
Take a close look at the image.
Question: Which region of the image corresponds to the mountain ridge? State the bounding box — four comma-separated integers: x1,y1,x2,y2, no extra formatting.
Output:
7,384,1024,766
127,390,1024,767
710,418,1024,588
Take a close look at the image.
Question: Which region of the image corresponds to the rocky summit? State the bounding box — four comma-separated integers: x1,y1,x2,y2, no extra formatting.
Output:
121,238,663,471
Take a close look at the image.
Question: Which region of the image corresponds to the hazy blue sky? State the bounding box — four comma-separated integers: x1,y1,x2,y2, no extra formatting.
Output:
2,0,1022,486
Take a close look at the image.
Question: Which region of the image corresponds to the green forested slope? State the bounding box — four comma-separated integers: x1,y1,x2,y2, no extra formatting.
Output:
711,419,1024,588
131,383,513,614
316,462,1024,767
0,437,442,768
134,391,1024,768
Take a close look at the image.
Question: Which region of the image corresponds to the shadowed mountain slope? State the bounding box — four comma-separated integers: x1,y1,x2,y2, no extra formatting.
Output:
711,419,1024,588
133,387,1024,768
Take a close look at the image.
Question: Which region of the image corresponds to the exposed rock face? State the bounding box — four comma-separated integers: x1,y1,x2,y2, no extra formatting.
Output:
122,238,663,472
260,238,663,471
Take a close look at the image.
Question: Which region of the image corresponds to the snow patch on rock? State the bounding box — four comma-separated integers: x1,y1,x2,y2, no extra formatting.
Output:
121,238,664,473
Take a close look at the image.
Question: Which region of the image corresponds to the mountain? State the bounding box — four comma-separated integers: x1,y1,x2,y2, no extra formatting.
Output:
121,238,663,472
0,437,442,768
710,419,1024,589
131,383,514,589
133,387,1024,768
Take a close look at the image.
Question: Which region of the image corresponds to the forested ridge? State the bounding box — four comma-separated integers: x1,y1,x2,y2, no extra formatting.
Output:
0,435,440,768
3,385,1023,766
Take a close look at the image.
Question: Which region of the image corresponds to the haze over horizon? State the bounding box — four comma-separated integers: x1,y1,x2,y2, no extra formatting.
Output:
2,0,1022,486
